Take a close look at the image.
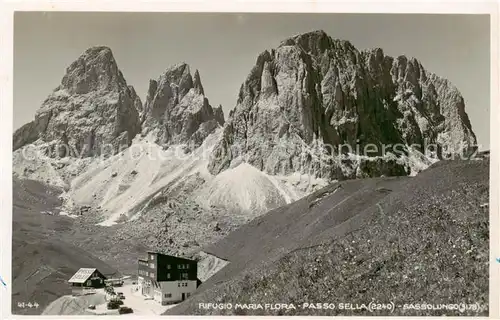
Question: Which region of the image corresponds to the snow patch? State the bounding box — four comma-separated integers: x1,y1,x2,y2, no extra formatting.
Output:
59,211,79,219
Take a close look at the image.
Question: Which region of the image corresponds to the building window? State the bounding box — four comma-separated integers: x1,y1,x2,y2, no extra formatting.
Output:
150,272,154,277
150,254,154,260
177,283,180,287
186,264,189,269
150,263,155,269
178,264,183,269
167,273,171,279
165,293,171,298
186,293,191,298
167,264,171,269
86,280,91,286
181,273,189,280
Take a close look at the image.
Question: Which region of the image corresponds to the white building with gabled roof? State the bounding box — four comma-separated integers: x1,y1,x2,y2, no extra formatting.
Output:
68,268,106,295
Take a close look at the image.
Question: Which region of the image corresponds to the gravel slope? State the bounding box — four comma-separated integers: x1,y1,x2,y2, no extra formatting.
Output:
167,159,489,316
42,293,106,315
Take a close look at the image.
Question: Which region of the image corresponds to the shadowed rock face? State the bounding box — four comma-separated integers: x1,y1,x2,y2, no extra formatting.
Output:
141,63,224,148
208,30,477,180
13,46,141,157
13,121,39,151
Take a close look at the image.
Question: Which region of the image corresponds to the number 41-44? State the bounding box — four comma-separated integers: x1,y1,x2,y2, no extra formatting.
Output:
17,302,39,308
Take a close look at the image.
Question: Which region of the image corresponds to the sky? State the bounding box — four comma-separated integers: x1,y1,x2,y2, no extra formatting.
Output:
14,12,490,149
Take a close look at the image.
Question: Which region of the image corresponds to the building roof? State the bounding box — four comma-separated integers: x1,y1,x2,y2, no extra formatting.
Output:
68,268,99,284
146,251,197,263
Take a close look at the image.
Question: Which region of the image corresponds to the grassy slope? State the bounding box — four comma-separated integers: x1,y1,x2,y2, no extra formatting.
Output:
167,160,489,316
12,178,119,315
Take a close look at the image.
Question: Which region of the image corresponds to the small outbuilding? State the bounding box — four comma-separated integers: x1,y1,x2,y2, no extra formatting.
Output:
68,268,106,295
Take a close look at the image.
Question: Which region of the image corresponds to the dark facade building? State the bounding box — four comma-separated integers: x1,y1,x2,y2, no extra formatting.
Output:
137,252,198,305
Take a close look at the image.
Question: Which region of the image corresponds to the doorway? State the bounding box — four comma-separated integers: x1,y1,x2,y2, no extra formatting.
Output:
182,293,186,301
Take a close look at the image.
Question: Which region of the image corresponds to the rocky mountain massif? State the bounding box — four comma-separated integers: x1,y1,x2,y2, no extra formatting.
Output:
14,47,224,157
14,47,142,157
209,30,476,180
14,30,478,184
141,63,224,149
12,30,484,315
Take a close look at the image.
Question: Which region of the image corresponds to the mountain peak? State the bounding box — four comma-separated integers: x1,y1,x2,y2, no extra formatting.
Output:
279,30,357,56
193,69,205,95
142,63,223,147
214,104,225,126
158,62,193,100
82,45,113,57
60,46,126,95
165,62,190,74
283,29,328,43
14,45,141,156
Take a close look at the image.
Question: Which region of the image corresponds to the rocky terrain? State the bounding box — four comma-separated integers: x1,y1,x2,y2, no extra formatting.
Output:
13,31,478,224
11,30,486,316
12,46,311,223
208,30,476,180
14,47,141,157
167,159,489,316
142,63,225,149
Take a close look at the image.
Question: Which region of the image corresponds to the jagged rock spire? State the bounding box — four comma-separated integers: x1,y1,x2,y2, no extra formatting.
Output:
214,105,225,126
193,69,205,95
142,64,224,148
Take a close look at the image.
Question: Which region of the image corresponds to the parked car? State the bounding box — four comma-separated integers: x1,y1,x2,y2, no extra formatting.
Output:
107,299,124,310
119,306,133,314
88,305,96,310
107,301,120,310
